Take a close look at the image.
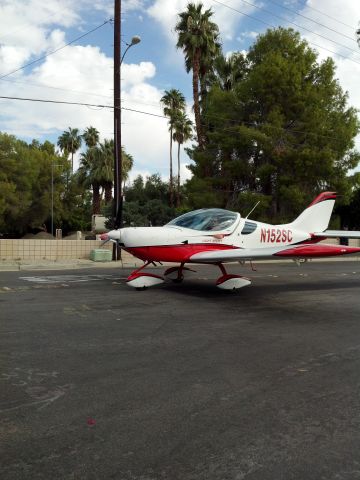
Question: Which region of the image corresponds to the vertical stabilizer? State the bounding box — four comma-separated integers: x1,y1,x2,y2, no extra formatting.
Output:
289,192,337,233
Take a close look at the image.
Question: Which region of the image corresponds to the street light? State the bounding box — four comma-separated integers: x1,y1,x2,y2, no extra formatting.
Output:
121,36,141,65
114,35,141,232
114,1,141,236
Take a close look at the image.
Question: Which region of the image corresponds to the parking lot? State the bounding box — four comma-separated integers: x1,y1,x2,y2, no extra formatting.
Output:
1,260,360,479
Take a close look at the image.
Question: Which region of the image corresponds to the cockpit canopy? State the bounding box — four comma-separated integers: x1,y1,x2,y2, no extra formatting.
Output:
166,208,239,232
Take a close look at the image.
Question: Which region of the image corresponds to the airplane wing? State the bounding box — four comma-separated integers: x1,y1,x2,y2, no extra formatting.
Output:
314,230,360,239
190,246,286,263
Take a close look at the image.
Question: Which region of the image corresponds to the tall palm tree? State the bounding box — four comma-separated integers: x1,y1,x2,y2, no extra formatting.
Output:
161,89,186,207
172,112,193,206
175,2,220,149
57,127,82,172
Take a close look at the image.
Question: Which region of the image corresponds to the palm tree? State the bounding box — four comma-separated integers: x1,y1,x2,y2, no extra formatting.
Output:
175,2,221,149
172,112,193,206
121,147,134,190
77,150,101,214
161,89,186,207
82,126,100,149
57,127,82,172
77,139,134,214
94,140,134,205
211,52,247,91
93,139,114,205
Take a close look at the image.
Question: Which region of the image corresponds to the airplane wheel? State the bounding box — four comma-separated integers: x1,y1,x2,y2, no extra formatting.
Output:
136,286,147,291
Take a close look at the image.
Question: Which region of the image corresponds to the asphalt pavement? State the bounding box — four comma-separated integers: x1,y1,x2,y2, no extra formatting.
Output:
1,260,360,479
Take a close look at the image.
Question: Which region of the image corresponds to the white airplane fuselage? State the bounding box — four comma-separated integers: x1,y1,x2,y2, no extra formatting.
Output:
117,217,310,263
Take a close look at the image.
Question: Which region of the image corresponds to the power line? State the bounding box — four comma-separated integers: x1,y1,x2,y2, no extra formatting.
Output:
0,95,358,147
0,19,112,80
211,0,360,58
0,77,114,100
298,1,356,31
122,106,165,119
211,0,360,65
0,95,167,118
0,95,113,109
264,0,358,43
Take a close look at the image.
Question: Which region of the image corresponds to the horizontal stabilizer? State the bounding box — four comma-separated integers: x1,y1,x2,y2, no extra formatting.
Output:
315,230,360,239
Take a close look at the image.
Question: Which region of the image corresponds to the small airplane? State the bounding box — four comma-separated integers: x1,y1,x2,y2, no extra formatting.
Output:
100,192,360,290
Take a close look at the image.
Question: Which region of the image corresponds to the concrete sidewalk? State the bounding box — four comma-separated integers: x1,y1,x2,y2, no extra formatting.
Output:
0,254,143,272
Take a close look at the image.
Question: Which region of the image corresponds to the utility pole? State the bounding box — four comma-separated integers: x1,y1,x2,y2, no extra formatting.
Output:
113,1,140,255
114,0,122,231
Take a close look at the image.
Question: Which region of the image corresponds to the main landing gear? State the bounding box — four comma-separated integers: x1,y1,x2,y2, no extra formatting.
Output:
215,263,251,290
125,262,251,291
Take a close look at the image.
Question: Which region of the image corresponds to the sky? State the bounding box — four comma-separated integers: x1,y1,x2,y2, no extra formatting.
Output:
0,0,360,183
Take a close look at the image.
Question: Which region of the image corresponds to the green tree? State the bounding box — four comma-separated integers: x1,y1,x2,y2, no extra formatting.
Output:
161,89,186,207
187,28,360,221
172,111,193,206
175,2,220,148
121,174,175,226
0,133,67,236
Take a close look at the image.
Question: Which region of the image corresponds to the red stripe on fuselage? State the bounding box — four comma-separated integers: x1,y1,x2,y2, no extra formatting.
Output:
125,244,238,263
275,244,360,257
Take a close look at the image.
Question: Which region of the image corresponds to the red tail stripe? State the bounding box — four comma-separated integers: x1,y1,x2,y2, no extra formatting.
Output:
308,191,337,207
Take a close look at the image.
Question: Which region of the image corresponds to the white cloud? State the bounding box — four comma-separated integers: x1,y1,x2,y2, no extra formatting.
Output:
122,62,156,89
236,31,259,43
0,38,174,175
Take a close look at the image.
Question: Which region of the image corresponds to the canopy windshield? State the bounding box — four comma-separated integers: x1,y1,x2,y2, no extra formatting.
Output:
166,208,239,232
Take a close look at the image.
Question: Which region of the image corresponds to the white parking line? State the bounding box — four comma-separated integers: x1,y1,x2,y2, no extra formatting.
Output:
19,274,117,284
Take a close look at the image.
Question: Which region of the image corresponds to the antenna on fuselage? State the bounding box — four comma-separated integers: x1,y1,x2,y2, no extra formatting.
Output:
245,201,260,219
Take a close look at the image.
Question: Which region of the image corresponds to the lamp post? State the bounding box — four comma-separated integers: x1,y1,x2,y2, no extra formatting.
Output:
51,161,63,237
113,0,140,232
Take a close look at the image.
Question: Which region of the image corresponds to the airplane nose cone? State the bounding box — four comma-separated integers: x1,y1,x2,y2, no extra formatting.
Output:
100,233,109,241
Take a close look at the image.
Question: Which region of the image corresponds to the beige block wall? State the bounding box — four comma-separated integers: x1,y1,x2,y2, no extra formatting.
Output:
0,240,113,261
